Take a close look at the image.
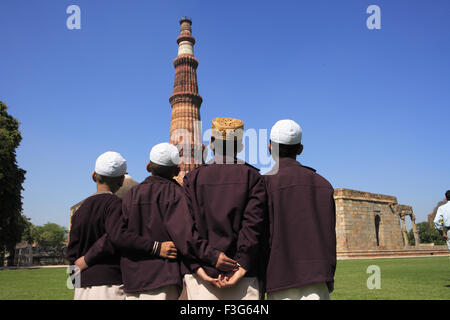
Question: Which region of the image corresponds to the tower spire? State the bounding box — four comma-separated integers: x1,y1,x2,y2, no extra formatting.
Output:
169,17,203,184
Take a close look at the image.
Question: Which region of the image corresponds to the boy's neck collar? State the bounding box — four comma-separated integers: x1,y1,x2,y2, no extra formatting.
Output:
275,157,301,166
96,184,113,193
145,174,178,184
149,173,174,180
93,191,113,195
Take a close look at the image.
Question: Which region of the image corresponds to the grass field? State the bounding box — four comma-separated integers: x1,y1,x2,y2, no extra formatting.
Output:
0,257,449,300
331,256,450,299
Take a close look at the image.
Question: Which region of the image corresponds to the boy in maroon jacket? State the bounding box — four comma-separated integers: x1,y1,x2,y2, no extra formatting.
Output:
182,118,268,300
264,120,336,300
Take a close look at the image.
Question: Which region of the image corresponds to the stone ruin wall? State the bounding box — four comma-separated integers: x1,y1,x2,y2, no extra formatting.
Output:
334,188,405,252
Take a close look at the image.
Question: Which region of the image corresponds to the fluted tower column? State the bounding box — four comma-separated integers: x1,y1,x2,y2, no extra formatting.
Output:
169,17,204,185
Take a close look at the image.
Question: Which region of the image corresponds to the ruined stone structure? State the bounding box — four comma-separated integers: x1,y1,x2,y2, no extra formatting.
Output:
13,242,66,267
390,204,420,246
334,189,404,252
335,188,448,258
169,17,204,185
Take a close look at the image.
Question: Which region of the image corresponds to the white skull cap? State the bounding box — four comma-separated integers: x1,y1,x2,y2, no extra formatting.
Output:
94,151,127,177
270,119,302,145
150,143,180,166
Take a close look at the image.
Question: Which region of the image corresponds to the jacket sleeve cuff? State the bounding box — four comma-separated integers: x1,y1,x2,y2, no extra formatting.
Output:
83,252,93,267
184,256,202,273
236,252,251,272
205,248,221,267
191,264,201,273
150,241,161,256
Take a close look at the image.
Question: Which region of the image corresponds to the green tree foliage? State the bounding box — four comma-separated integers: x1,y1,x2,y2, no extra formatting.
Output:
21,216,68,248
0,101,26,265
407,222,446,246
21,215,37,244
34,223,68,248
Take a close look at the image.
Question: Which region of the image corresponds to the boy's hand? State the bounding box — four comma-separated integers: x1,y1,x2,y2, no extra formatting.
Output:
196,267,220,288
443,233,448,240
215,252,238,272
217,266,247,288
160,241,177,260
75,256,88,271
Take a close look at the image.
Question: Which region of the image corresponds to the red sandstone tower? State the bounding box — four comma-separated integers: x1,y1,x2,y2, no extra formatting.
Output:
169,17,203,184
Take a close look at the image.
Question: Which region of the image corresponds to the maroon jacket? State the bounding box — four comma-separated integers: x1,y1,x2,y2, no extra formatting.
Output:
263,157,336,293
182,156,268,279
67,193,123,287
116,175,219,293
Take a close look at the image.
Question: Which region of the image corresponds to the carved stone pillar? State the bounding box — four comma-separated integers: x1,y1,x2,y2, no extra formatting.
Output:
411,214,420,245
400,215,409,246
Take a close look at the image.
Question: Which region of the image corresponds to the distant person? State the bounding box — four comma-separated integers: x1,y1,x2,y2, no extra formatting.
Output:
78,143,237,300
433,190,450,251
182,117,268,300
263,119,336,300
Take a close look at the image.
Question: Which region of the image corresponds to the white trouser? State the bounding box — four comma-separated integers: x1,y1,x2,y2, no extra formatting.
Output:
125,285,179,300
268,282,330,300
74,284,125,300
183,274,260,300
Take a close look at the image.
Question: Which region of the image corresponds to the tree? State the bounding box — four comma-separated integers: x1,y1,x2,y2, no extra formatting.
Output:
0,101,26,266
407,222,445,246
34,223,68,248
21,215,37,244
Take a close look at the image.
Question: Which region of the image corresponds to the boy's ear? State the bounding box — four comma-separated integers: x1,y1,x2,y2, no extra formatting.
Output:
146,162,152,173
298,144,304,155
236,140,244,154
268,144,272,155
92,171,97,183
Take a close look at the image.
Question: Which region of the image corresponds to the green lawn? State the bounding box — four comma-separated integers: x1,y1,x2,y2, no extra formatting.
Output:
0,267,73,300
330,256,450,300
0,257,449,300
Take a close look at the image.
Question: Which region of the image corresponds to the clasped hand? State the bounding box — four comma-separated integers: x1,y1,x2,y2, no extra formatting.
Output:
196,267,247,289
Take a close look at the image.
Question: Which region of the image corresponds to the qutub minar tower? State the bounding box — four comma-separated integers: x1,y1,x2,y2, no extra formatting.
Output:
169,17,203,184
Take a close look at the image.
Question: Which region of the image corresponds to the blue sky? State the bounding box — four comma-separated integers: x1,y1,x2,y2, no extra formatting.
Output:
1,0,449,229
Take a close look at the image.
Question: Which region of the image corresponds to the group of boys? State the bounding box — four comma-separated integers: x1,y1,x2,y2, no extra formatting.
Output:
67,117,336,300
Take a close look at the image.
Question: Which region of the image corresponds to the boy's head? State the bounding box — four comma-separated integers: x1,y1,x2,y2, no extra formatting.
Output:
210,117,244,157
92,151,127,193
268,119,303,160
446,190,450,201
147,143,180,179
